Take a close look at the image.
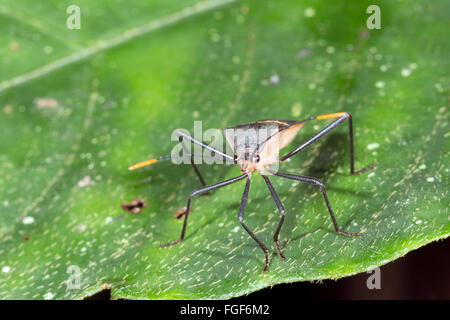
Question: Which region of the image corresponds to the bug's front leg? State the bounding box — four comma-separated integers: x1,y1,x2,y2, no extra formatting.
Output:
177,134,208,188
160,174,248,247
262,175,287,261
238,174,270,273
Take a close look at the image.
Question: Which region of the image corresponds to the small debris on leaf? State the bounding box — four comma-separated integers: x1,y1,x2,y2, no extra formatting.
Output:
174,207,192,219
3,105,13,115
121,198,147,214
269,74,280,85
296,49,311,58
34,97,59,109
9,41,20,52
77,175,92,187
75,224,87,232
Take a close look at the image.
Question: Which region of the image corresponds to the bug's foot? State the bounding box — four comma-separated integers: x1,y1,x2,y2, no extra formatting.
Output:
160,239,182,247
352,164,376,175
337,230,362,237
274,240,286,261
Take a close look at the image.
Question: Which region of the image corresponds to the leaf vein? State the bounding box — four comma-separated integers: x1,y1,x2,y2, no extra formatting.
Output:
0,0,237,93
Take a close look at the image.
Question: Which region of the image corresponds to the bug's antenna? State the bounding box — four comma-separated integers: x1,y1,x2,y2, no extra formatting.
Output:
128,154,221,170
128,156,170,170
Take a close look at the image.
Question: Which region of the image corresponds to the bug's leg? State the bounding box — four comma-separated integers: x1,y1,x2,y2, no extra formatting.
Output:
177,135,207,187
238,174,270,273
160,174,247,247
280,112,375,175
262,175,286,261
271,171,362,237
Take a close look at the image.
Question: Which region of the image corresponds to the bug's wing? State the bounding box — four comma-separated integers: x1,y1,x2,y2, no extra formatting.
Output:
255,120,306,150
276,122,305,149
223,122,280,156
223,120,305,163
256,121,305,164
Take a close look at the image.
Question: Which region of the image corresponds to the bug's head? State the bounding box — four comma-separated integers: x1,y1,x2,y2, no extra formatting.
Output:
235,150,260,173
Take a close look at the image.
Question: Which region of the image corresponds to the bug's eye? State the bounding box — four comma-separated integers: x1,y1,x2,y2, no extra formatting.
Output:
256,154,260,162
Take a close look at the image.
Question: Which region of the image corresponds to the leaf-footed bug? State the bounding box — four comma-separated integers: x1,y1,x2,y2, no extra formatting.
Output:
129,112,375,273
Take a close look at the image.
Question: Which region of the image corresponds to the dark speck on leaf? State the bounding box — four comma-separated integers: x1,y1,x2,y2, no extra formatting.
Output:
174,207,192,219
121,198,147,214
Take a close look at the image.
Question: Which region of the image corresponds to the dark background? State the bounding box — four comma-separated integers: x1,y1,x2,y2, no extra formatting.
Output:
238,237,450,300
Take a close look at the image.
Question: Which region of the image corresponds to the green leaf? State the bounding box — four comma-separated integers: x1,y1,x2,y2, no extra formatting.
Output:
0,0,448,299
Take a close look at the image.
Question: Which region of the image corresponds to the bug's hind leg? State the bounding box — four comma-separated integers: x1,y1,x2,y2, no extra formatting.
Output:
272,171,362,237
238,174,270,273
262,175,286,261
160,174,248,247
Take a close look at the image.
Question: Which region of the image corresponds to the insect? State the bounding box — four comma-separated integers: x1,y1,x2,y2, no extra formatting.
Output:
129,112,375,272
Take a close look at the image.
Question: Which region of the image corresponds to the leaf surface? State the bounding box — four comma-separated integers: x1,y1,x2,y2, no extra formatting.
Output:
0,0,448,299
